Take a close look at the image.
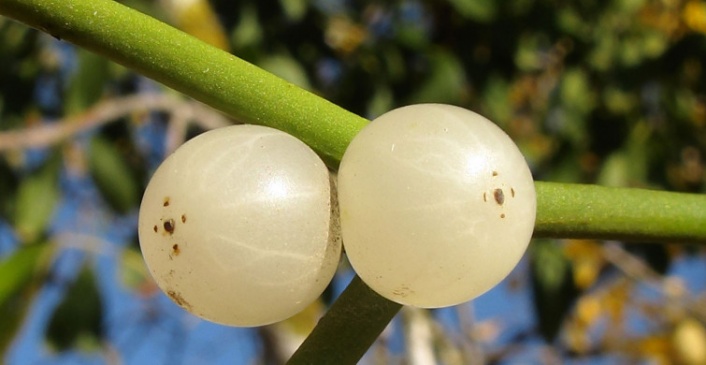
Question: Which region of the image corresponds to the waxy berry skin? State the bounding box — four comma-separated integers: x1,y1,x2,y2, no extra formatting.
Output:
139,125,340,327
338,104,536,308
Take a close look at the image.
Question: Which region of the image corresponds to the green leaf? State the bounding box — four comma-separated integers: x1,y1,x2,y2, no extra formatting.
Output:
482,75,512,128
259,54,311,90
588,33,618,71
619,35,644,67
602,86,636,115
0,243,54,313
380,47,406,83
232,5,263,50
88,135,140,213
530,239,578,341
515,33,550,71
366,85,393,119
531,240,569,293
557,7,590,39
560,68,594,115
14,158,60,243
615,0,646,12
0,242,55,352
543,151,585,183
598,122,651,187
407,49,467,105
65,48,109,114
279,0,308,22
597,152,631,187
118,246,151,291
445,0,497,22
395,20,430,49
46,263,103,352
641,30,668,59
0,158,18,218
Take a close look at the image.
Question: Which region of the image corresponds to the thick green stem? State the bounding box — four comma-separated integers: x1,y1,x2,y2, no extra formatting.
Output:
287,276,402,365
533,182,706,243
0,0,368,168
3,0,703,244
292,183,706,364
2,1,706,365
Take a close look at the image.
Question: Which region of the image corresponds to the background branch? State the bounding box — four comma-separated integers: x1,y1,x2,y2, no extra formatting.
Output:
0,93,230,151
0,0,369,168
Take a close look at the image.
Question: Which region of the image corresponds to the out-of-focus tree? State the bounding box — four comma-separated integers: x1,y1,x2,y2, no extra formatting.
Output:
0,0,705,363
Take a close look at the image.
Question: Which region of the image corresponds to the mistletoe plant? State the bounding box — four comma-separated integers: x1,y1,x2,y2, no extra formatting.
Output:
1,0,705,364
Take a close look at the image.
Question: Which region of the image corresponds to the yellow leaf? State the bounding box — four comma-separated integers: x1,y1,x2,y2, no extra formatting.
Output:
602,280,630,324
563,240,605,289
277,299,325,337
325,16,367,56
564,321,592,354
162,0,230,51
673,318,706,365
119,247,158,296
575,295,602,327
634,335,671,362
683,1,706,34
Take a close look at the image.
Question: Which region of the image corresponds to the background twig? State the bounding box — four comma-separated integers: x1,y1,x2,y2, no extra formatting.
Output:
0,93,230,152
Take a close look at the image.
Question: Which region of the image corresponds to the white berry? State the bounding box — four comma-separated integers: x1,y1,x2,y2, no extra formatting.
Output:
138,125,340,326
338,104,536,308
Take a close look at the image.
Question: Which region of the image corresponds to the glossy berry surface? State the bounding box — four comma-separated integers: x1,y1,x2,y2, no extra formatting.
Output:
138,125,340,326
338,104,536,308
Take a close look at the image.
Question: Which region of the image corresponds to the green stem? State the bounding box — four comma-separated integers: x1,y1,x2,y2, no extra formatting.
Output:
287,276,401,365
4,0,703,244
0,0,368,168
2,1,706,365
291,183,706,364
533,182,706,243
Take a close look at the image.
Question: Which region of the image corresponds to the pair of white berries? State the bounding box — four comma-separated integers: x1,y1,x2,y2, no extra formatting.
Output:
138,104,537,327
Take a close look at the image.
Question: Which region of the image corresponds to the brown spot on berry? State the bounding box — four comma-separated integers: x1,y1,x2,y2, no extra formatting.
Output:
483,192,487,202
392,285,412,298
181,214,186,223
500,213,506,218
164,219,175,234
163,197,170,207
492,171,498,177
172,244,180,256
153,225,158,233
167,290,191,310
511,188,515,197
494,189,505,205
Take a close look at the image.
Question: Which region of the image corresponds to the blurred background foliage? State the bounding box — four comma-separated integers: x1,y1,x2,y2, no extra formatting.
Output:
1,0,706,364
